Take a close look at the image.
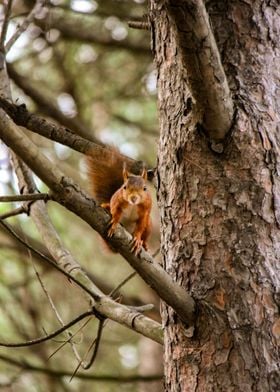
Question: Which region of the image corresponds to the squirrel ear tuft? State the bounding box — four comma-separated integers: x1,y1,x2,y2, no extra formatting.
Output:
123,162,129,181
141,167,147,181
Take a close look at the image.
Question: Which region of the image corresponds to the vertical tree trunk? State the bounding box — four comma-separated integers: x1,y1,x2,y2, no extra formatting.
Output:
151,1,280,390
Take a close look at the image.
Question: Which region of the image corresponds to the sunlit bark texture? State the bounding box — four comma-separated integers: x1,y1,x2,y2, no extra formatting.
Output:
151,1,280,390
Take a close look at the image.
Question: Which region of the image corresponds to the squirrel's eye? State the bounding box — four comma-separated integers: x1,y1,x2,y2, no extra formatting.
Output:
143,186,147,191
123,186,127,190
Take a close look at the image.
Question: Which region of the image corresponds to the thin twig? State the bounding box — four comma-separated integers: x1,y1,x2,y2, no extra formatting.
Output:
0,0,13,50
81,319,105,370
0,206,26,219
32,260,82,363
110,248,160,303
110,272,137,298
48,317,91,360
70,319,105,381
128,20,150,30
0,219,100,299
0,193,49,202
5,0,46,52
0,310,93,347
7,64,99,143
35,8,151,55
0,353,163,382
0,97,146,175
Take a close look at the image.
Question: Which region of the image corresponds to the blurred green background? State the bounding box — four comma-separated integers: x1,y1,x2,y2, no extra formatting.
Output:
0,0,162,391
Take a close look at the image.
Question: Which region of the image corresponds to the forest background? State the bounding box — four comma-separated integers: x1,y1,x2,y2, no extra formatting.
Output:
0,1,162,391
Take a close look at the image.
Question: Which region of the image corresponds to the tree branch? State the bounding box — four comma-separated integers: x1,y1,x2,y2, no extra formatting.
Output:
0,223,156,312
32,260,83,364
0,0,13,50
0,206,27,219
0,97,149,175
128,19,150,31
7,64,99,143
71,318,105,377
0,108,196,327
0,193,49,202
155,0,234,139
0,1,12,97
110,271,137,297
8,108,107,361
35,8,151,55
0,219,101,299
0,217,163,344
0,353,163,382
5,0,45,53
0,310,93,347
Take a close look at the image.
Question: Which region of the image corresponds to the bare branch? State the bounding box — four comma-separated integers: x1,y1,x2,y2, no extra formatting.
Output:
1,223,153,310
0,310,93,347
0,206,26,219
8,155,161,344
0,95,98,151
0,0,13,50
0,108,196,327
47,317,91,360
0,193,49,202
153,0,234,139
0,193,163,344
71,319,105,379
0,1,13,97
7,64,98,143
128,20,150,30
0,181,48,222
0,219,100,299
0,97,150,175
110,272,137,298
0,354,163,382
35,8,151,55
32,261,83,364
0,221,58,267
5,0,46,53
51,0,147,21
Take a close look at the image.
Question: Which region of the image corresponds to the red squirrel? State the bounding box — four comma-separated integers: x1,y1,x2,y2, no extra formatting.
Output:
87,147,152,254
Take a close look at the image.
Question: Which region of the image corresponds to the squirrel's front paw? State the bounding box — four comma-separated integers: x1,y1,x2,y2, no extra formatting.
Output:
131,236,143,255
101,202,110,211
107,221,117,237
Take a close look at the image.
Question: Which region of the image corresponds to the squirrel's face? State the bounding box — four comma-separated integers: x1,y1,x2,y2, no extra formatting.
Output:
122,176,147,205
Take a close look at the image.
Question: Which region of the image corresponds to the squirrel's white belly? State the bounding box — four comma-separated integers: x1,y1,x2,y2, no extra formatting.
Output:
120,205,138,233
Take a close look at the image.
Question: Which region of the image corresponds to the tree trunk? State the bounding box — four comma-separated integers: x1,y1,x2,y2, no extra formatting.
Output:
151,1,280,390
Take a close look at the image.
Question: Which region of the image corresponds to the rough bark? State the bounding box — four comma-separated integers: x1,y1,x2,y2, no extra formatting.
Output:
164,0,234,139
152,0,280,390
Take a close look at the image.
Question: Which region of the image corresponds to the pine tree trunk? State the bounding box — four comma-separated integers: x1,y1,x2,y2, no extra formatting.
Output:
151,1,280,390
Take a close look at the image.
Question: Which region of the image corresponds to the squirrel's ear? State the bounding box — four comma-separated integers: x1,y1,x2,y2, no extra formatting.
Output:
141,167,147,181
123,163,129,181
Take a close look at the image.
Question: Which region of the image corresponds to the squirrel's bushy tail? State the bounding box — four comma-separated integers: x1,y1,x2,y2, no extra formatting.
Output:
86,147,131,204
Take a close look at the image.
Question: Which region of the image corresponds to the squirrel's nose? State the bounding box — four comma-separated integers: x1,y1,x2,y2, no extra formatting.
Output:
131,196,137,203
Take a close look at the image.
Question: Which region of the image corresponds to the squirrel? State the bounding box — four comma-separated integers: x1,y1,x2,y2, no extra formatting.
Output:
86,147,152,254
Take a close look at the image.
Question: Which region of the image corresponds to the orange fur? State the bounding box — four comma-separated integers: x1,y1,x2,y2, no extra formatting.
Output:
87,148,152,254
